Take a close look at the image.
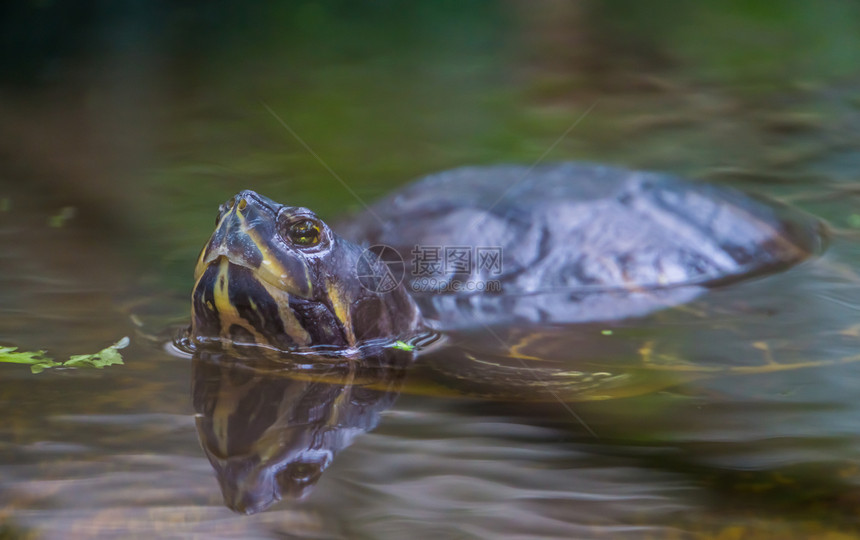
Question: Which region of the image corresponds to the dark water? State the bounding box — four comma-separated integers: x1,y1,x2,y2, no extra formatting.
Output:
3,2,860,538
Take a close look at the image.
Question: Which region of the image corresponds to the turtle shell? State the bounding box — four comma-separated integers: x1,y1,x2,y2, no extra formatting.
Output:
338,163,823,327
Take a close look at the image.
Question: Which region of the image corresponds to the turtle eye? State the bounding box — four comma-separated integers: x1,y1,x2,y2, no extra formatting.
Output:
287,219,322,247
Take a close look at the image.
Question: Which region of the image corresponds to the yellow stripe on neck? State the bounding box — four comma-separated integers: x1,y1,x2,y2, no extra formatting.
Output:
213,257,268,346
258,278,312,347
326,278,355,347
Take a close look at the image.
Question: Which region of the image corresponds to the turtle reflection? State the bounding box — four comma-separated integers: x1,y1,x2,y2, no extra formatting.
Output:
191,347,412,514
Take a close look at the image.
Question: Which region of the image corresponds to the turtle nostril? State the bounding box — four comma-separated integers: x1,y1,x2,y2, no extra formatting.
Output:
237,198,248,211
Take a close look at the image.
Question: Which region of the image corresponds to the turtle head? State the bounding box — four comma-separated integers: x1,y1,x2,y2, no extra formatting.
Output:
190,190,422,351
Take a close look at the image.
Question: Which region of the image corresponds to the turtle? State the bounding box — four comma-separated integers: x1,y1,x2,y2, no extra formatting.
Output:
183,162,835,514
186,162,822,353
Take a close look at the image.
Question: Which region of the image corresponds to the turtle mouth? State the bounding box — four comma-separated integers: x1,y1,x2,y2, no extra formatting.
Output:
198,248,256,277
194,239,312,299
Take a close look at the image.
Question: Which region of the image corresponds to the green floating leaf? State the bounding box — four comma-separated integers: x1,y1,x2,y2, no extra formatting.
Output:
0,346,61,374
30,361,60,374
0,337,129,373
388,340,415,352
0,346,52,364
64,337,130,369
